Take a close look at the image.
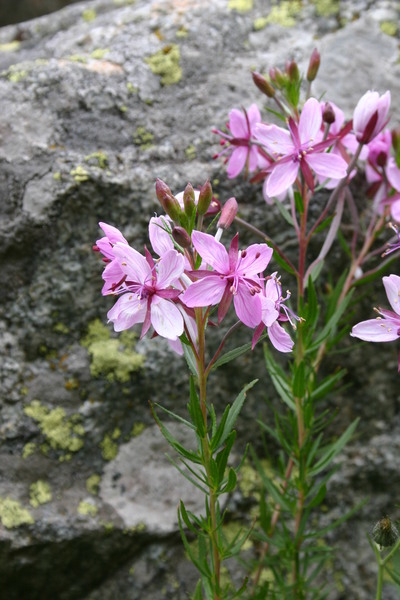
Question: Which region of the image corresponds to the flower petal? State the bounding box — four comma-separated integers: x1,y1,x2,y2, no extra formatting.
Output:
267,160,299,197
181,276,226,308
149,215,174,257
113,243,150,284
150,297,184,339
254,123,294,156
229,108,248,138
233,286,262,328
383,275,400,316
351,318,400,342
299,98,322,144
191,231,228,273
227,147,248,178
305,152,348,180
268,321,294,352
107,293,147,332
238,244,273,276
156,250,184,288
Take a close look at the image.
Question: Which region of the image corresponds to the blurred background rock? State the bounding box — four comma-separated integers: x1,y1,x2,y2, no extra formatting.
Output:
0,0,82,27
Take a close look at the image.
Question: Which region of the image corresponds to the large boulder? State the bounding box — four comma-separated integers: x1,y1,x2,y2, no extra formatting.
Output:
0,0,400,598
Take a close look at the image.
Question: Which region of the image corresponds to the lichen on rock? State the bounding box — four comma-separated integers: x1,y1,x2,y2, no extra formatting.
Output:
145,44,182,86
29,481,52,508
0,497,34,528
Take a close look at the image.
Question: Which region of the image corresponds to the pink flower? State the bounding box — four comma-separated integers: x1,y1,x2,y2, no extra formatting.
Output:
252,274,296,352
214,104,263,178
94,222,129,295
351,275,400,344
353,90,391,144
254,98,348,197
106,244,185,340
181,231,273,328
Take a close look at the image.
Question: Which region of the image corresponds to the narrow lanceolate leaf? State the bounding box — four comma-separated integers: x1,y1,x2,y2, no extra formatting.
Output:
309,418,359,476
211,336,266,370
250,447,292,512
293,360,306,398
220,467,237,494
150,403,202,464
178,508,211,578
188,376,205,438
216,380,258,450
182,343,198,379
264,345,295,409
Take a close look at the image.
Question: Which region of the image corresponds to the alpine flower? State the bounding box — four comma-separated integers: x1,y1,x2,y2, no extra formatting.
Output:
254,97,348,197
213,104,263,179
353,90,391,144
94,222,129,295
181,231,273,328
106,243,185,340
351,275,400,371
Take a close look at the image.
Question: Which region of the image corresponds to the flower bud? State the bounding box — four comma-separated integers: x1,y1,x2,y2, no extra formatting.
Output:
252,71,275,98
197,179,213,216
217,197,238,230
155,178,182,222
307,48,320,82
183,183,196,217
372,516,399,550
353,90,391,144
322,102,335,125
392,127,400,155
269,67,286,88
286,59,299,83
172,226,192,248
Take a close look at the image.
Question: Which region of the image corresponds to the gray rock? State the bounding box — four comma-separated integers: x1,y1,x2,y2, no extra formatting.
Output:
0,0,400,598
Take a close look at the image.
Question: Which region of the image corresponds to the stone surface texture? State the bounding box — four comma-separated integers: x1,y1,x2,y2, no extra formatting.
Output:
0,0,400,598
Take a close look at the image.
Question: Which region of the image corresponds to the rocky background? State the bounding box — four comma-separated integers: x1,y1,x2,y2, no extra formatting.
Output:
0,0,400,598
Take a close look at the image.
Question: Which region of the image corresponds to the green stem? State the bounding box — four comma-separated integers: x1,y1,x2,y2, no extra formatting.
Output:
375,561,384,600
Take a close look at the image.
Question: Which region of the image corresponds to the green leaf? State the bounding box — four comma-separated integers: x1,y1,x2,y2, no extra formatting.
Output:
309,418,359,476
293,360,306,397
272,248,296,276
221,467,237,494
178,508,211,578
150,403,202,464
183,343,198,379
294,190,304,215
250,447,293,512
166,453,209,494
211,338,265,370
305,497,368,538
216,431,236,485
307,289,354,354
274,196,294,226
153,402,195,431
217,380,258,449
310,370,346,402
313,215,334,236
307,483,327,509
264,345,295,409
210,404,231,452
188,377,205,438
192,580,203,600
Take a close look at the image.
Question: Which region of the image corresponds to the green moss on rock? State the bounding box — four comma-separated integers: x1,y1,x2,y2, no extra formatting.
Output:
228,0,253,12
133,127,154,149
0,497,34,528
22,442,37,459
256,1,302,27
100,431,120,461
145,44,182,86
86,474,101,495
78,500,98,516
30,481,52,508
70,165,89,183
380,21,398,36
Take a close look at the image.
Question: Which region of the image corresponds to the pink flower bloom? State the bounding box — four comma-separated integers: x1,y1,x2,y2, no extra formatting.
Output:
252,274,296,352
106,243,185,340
94,222,130,295
181,231,273,328
254,98,348,197
351,275,400,344
214,104,263,178
353,90,391,144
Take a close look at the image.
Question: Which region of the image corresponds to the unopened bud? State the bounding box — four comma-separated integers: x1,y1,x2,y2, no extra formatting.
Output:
217,197,238,230
197,180,213,216
252,71,275,97
376,151,387,168
372,516,399,550
322,102,335,125
183,183,196,217
392,127,400,155
172,226,191,249
307,48,320,82
155,178,182,222
286,59,299,82
269,67,285,88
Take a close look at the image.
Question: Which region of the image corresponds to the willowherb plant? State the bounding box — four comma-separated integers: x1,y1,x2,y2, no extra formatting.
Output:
94,49,400,599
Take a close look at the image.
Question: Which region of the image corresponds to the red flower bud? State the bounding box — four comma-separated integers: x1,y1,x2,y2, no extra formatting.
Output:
197,179,213,216
252,71,275,97
322,102,335,125
286,59,299,82
307,48,320,82
172,226,192,248
217,197,238,230
155,178,182,222
183,183,196,217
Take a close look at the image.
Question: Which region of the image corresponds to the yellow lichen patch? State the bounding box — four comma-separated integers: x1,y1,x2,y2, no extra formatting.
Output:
86,474,101,495
100,429,121,461
30,481,52,508
24,400,85,456
257,1,302,27
84,151,108,169
53,172,62,181
130,422,146,437
82,319,144,383
380,21,398,36
53,322,70,334
0,41,20,52
82,8,97,22
176,26,188,38
312,0,340,17
145,44,182,86
0,497,34,528
6,66,28,83
185,144,196,160
70,165,90,183
228,0,253,12
126,82,138,94
133,127,154,150
90,48,110,60
78,500,98,517
67,55,88,63
22,442,37,459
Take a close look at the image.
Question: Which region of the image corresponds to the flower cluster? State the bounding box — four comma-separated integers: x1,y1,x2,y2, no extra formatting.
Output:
94,182,296,354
